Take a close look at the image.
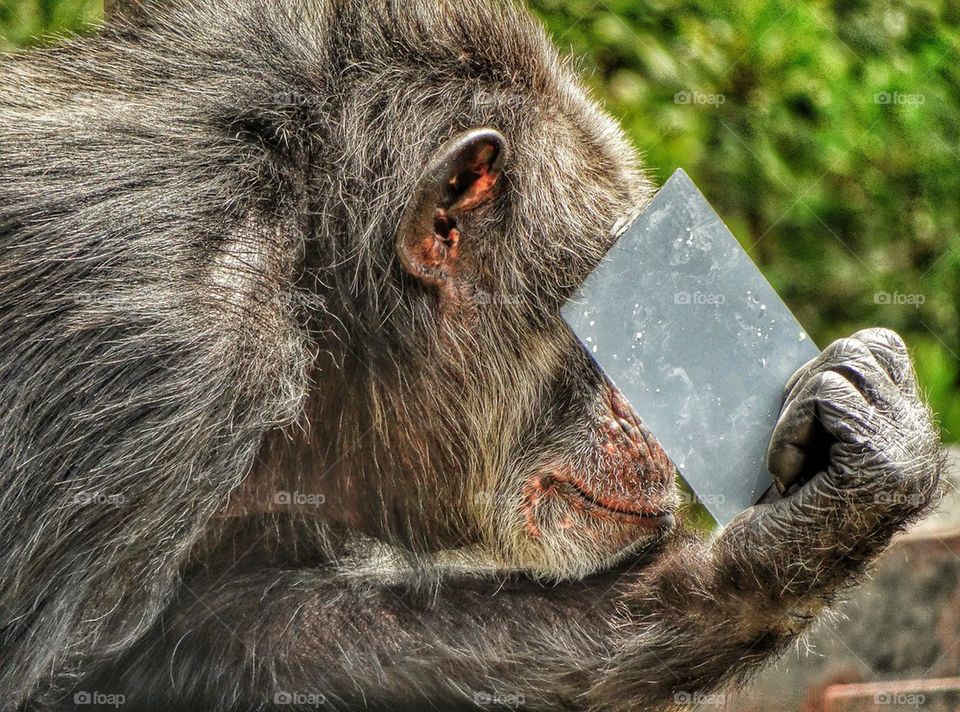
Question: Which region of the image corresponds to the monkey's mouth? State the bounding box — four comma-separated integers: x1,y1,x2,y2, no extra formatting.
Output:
522,473,675,536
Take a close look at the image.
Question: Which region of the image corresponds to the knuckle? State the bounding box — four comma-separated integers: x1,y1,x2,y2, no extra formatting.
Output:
824,337,873,364
810,368,854,397
855,327,908,354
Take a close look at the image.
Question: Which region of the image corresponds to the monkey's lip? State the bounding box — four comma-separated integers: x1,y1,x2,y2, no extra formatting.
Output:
545,475,674,527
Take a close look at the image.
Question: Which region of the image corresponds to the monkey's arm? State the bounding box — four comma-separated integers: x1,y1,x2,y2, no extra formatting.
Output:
74,536,811,712
81,327,942,712
78,519,907,712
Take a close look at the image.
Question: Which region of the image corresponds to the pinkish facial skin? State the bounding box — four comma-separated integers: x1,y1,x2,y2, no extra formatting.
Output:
518,381,679,570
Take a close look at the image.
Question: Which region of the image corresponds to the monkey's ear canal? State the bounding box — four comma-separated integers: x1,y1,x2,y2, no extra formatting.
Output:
397,128,508,289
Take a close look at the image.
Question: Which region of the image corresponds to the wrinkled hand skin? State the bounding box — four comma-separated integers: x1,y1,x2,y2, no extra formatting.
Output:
722,327,943,625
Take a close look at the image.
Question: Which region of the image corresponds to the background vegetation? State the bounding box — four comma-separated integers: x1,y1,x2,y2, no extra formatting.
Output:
3,0,959,440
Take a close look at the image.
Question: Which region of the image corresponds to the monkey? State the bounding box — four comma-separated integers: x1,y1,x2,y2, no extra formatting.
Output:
0,0,944,710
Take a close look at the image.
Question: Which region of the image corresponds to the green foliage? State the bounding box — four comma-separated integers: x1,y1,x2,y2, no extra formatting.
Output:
3,0,959,439
0,0,99,50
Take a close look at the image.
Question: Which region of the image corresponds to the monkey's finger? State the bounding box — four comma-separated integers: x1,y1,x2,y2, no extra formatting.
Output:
780,338,868,405
782,353,819,403
768,370,878,494
766,393,817,495
768,372,839,495
782,337,899,412
851,328,918,399
779,337,867,403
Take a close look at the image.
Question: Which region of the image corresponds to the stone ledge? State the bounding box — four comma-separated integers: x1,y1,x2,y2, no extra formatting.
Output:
824,677,960,712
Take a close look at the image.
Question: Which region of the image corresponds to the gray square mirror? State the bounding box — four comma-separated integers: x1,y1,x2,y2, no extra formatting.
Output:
562,169,821,526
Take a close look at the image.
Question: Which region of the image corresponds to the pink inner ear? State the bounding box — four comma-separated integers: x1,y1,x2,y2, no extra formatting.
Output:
448,140,502,212
452,167,500,212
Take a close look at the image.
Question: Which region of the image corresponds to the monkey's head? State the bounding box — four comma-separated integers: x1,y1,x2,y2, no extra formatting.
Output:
0,0,669,696
279,0,679,580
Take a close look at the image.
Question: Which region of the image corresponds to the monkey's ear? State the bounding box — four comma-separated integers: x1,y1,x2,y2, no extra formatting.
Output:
397,128,508,289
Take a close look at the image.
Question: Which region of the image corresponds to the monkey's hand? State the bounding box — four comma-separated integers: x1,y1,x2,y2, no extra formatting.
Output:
769,327,940,524
717,328,944,616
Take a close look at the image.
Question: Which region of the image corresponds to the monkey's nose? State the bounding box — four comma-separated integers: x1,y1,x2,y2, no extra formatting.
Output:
606,387,648,447
601,382,677,486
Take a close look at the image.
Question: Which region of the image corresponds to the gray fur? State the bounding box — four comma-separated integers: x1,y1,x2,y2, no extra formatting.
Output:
0,2,943,710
